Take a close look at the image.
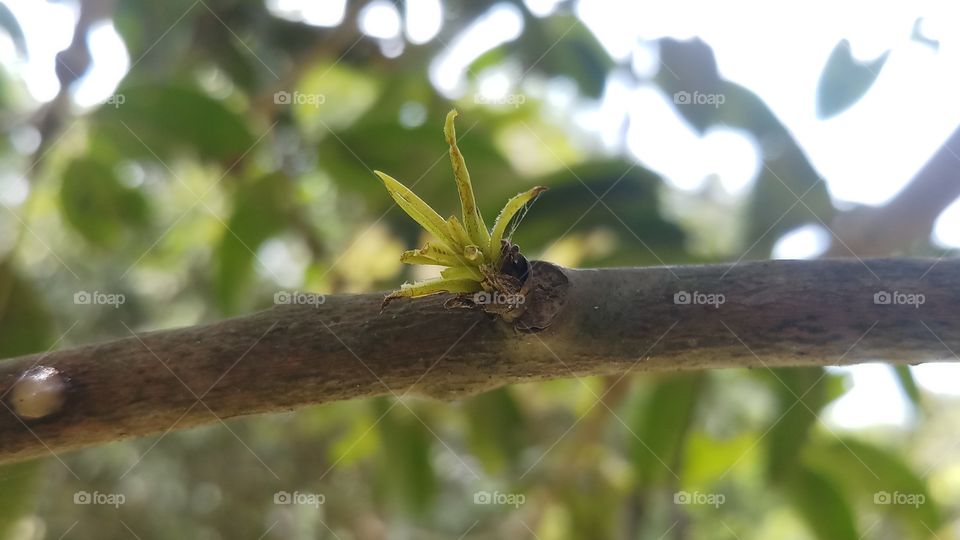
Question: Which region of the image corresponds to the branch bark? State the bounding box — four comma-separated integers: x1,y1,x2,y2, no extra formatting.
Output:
1,258,957,464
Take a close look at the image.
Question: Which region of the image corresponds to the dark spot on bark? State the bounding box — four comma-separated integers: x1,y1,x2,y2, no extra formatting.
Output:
515,261,570,333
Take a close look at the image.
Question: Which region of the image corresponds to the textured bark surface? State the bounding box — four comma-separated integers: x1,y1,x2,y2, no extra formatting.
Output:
0,258,956,464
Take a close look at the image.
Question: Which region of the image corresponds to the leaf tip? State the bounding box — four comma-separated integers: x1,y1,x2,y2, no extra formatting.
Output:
444,109,459,142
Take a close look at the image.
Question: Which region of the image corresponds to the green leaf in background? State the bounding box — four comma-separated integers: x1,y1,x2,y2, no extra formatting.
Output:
0,262,54,359
803,437,940,538
91,84,255,163
60,157,150,247
787,463,859,540
631,374,704,486
892,365,923,408
556,472,620,540
214,172,291,313
463,388,527,474
514,160,688,266
0,460,43,538
763,367,845,483
371,398,437,516
195,24,257,91
682,432,758,487
816,39,889,119
292,62,380,135
0,263,54,535
504,14,613,99
110,0,199,65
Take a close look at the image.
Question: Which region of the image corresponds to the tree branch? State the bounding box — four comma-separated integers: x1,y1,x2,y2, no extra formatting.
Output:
826,125,960,256
1,258,957,464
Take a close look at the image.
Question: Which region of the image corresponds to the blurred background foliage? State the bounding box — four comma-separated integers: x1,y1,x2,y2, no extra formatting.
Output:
0,0,959,538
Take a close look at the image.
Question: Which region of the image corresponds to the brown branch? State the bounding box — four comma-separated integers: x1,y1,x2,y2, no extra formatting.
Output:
1,258,958,464
826,125,960,256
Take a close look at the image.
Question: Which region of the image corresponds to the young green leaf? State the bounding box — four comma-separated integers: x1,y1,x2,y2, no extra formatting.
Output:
441,266,484,281
444,110,491,250
385,277,484,303
489,186,548,259
400,243,462,267
462,244,485,264
375,170,456,252
446,215,472,250
376,110,547,305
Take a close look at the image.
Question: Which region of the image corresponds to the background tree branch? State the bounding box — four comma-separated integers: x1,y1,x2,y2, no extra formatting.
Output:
826,124,960,256
1,258,956,464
